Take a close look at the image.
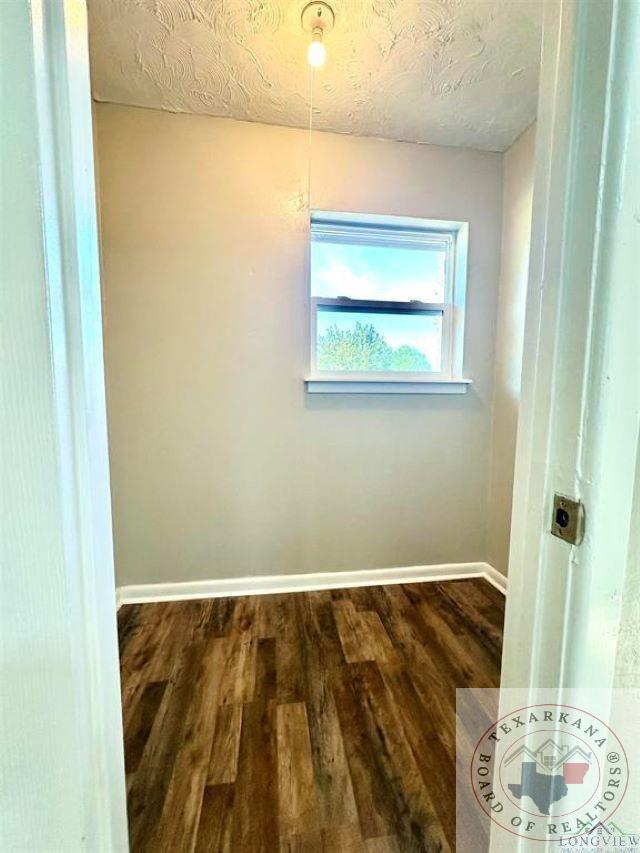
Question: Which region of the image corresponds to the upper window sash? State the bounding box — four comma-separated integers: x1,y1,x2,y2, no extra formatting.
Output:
310,217,456,307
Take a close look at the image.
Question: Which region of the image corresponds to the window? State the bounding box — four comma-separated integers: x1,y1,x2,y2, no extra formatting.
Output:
307,211,470,393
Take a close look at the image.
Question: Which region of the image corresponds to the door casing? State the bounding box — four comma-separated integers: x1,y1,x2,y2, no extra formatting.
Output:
501,0,640,692
2,0,129,849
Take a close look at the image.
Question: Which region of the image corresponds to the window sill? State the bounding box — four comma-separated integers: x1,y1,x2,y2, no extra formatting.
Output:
305,377,472,395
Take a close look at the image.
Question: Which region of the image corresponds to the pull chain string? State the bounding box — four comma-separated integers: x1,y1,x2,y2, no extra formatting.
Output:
307,65,314,211
305,63,315,374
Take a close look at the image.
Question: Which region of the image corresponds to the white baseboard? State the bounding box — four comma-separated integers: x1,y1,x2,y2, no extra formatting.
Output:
116,561,507,608
483,563,509,595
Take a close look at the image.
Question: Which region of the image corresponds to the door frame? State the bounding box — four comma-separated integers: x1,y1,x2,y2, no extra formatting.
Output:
501,0,640,691
3,0,129,848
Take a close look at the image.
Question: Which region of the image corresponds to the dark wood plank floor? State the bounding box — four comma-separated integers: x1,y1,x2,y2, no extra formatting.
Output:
118,579,504,852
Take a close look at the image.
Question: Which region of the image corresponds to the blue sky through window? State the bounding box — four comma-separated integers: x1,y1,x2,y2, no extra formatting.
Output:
311,240,446,303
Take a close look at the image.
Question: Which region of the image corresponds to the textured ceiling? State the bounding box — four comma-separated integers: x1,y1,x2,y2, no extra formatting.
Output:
88,0,541,151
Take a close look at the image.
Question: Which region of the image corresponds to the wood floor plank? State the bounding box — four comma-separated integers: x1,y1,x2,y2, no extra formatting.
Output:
331,664,395,840
379,663,456,847
117,603,142,656
302,591,345,671
332,599,376,663
403,584,498,688
277,702,320,840
216,597,258,706
321,823,367,852
208,596,237,637
358,611,398,665
432,580,504,663
254,593,278,639
297,593,359,830
255,635,278,700
365,835,401,852
217,631,257,706
119,603,176,728
279,830,323,853
194,783,234,853
332,585,377,612
206,702,243,785
146,601,197,682
230,699,279,852
367,585,459,746
280,826,370,853
276,594,306,704
124,680,167,775
119,579,504,851
344,661,450,852
151,637,225,853
126,638,208,851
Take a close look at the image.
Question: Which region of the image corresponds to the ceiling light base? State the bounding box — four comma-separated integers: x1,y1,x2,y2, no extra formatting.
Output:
301,2,335,34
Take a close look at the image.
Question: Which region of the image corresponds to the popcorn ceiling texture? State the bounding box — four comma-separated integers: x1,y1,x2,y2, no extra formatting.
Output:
88,0,541,151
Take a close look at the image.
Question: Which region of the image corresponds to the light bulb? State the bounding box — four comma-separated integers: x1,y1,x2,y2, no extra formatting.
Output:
307,29,326,67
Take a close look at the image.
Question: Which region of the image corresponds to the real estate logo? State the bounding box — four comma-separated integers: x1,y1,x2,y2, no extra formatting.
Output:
470,704,629,841
556,821,640,849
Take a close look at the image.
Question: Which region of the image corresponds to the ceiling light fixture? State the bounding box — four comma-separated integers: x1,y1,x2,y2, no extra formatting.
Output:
307,28,326,68
301,2,335,69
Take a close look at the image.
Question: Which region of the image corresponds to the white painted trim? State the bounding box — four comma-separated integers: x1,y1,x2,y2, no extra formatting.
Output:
310,210,468,234
305,378,471,394
502,0,637,695
117,562,506,607
483,563,509,595
308,210,469,389
3,1,128,848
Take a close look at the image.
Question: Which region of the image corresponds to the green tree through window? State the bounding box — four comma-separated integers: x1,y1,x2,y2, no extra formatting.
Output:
317,322,432,372
389,344,431,371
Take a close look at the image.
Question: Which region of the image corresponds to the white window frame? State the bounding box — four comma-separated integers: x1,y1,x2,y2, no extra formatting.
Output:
306,210,471,394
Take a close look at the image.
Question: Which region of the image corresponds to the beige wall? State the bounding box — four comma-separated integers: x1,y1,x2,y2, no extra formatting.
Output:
487,124,536,575
94,103,503,586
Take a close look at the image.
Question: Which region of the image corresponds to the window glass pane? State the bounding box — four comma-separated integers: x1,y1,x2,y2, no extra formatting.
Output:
311,239,446,303
316,308,442,373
